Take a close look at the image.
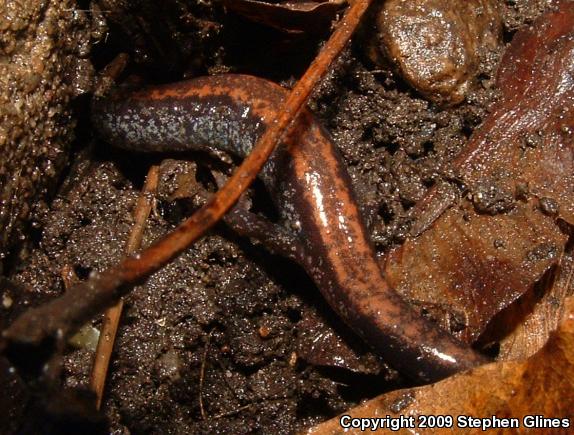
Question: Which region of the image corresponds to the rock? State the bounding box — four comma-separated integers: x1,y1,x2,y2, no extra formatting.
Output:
0,1,95,263
376,0,502,106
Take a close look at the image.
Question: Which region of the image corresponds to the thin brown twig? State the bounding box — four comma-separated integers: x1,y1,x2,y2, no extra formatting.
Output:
199,332,212,420
90,165,160,410
60,264,79,289
212,404,252,420
1,0,373,360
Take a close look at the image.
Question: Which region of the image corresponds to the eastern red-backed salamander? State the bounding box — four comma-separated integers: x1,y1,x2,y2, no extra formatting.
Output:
91,74,489,382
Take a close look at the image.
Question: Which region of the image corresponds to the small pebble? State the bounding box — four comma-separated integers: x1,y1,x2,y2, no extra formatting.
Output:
2,292,13,309
376,0,502,105
68,324,100,352
539,197,559,216
258,325,270,338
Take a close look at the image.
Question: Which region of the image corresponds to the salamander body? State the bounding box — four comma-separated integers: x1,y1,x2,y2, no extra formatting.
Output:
92,74,487,382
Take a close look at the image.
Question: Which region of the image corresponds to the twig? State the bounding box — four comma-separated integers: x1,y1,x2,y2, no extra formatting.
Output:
199,332,212,420
1,0,373,366
212,404,252,420
90,165,159,410
60,264,78,289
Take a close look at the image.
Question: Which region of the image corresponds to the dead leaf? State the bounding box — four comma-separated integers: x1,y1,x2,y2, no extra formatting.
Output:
495,246,574,361
385,203,566,343
223,0,346,34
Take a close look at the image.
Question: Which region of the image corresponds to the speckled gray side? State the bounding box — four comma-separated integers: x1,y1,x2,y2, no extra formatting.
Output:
96,97,258,154
91,91,286,187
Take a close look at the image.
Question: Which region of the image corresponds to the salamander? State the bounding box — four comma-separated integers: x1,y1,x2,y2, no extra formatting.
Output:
91,74,488,382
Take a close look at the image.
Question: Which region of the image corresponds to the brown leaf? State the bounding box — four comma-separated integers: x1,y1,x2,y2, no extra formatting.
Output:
385,203,566,343
304,297,574,434
223,0,346,34
495,246,574,361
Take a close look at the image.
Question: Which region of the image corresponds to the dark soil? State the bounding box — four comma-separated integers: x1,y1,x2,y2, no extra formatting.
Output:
0,1,552,433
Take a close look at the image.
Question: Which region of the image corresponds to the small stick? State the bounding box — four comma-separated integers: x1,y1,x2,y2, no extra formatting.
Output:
90,165,160,409
199,332,212,420
1,0,373,360
60,264,78,288
212,404,252,420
